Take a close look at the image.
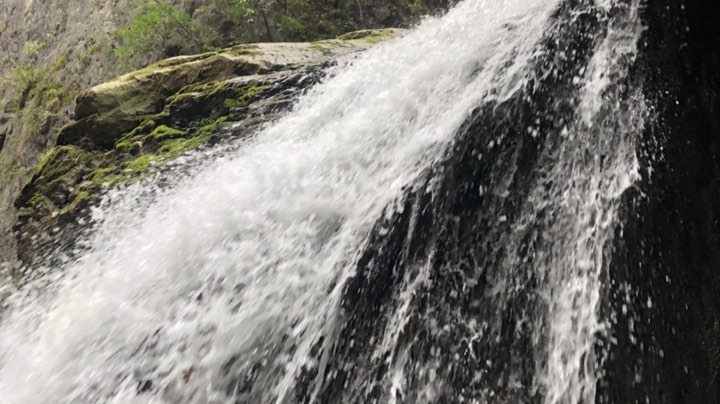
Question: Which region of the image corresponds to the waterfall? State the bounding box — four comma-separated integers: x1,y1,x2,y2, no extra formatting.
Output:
0,0,646,403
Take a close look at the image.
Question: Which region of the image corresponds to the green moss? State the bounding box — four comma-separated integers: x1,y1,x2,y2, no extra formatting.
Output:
114,117,225,179
59,191,92,216
166,80,226,107
35,148,60,175
35,146,83,180
101,114,227,187
223,98,247,109
227,43,260,51
347,29,399,44
90,167,124,188
195,116,228,138
158,135,207,155
165,92,201,109
114,115,164,149
223,84,268,109
115,139,142,152
29,192,56,211
309,41,337,55
126,154,153,173
168,80,269,113
147,125,186,141
176,80,225,97
150,52,217,69
157,116,227,156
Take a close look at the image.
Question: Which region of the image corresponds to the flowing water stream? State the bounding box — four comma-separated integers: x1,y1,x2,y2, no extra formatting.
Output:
0,0,646,402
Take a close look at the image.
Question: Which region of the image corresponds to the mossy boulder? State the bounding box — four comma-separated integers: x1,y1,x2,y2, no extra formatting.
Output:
13,29,403,267
56,29,403,151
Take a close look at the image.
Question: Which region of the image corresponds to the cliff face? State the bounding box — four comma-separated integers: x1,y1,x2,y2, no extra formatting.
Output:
0,0,199,266
309,1,720,401
601,0,720,402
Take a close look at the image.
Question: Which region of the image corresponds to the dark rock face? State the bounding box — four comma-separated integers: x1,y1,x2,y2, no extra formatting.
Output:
293,1,634,402
3,0,719,402
288,0,720,402
601,0,720,403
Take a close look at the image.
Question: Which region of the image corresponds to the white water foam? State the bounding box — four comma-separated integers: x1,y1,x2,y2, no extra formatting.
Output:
538,2,645,402
348,1,647,403
0,0,563,402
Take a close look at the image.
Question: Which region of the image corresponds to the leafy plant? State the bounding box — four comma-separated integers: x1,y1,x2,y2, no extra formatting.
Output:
217,0,279,41
278,14,308,40
114,0,213,68
211,0,445,44
22,41,46,58
1,66,72,125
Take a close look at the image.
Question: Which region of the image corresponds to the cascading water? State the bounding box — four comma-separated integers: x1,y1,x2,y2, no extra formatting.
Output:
0,0,646,403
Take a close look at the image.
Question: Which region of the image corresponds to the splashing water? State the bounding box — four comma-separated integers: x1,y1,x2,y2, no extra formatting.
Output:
537,3,645,402
0,0,646,403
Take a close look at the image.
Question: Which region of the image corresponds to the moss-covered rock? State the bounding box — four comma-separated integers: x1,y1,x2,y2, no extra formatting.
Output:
13,114,233,264
56,29,403,151
12,29,403,266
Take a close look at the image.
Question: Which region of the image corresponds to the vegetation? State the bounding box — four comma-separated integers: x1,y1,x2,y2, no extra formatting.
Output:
19,111,231,229
0,43,75,133
113,0,214,68
223,83,269,108
215,0,452,40
3,66,70,113
1,0,433,266
21,41,46,59
111,0,452,70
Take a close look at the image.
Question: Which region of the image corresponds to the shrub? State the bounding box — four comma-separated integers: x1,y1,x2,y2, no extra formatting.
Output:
114,0,213,68
3,67,62,110
212,0,452,44
22,41,46,58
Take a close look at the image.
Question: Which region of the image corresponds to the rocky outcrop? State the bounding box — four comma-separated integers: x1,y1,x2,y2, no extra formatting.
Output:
57,30,398,149
0,0,423,268
7,29,402,274
0,0,438,271
0,0,202,266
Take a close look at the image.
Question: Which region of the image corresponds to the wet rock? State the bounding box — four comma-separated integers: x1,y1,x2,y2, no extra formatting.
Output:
600,0,720,403
56,30,403,150
11,29,403,270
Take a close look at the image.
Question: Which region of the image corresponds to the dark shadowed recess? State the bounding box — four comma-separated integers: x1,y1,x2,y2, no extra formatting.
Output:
600,0,720,403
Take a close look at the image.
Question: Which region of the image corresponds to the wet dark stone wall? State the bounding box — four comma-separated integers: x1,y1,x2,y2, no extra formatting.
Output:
289,0,720,402
601,0,720,402
307,1,617,402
